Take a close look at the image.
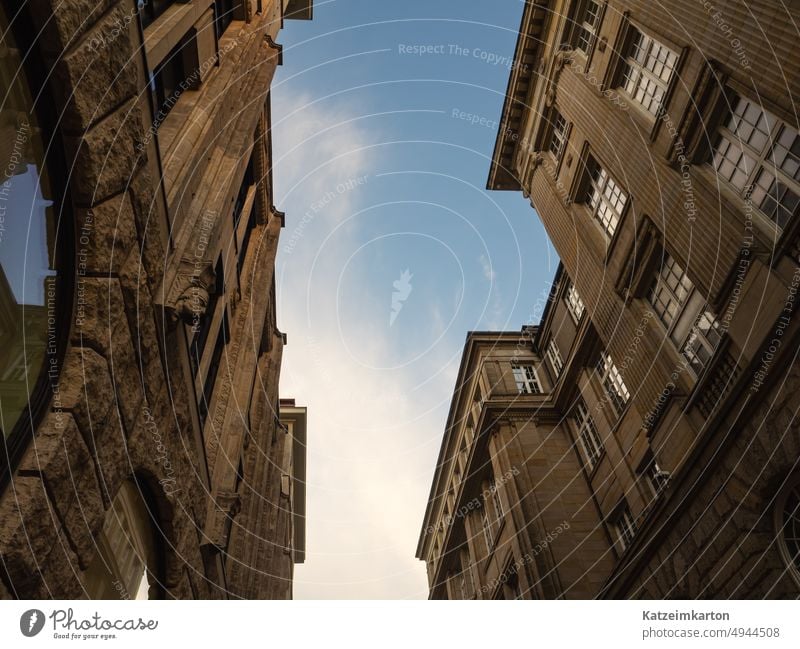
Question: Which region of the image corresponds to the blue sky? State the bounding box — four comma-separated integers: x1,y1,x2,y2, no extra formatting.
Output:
271,0,556,599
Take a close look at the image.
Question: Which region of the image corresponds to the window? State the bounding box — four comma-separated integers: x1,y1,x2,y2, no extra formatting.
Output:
646,459,670,498
680,308,722,375
490,480,504,524
649,255,694,330
83,481,160,599
648,254,722,376
498,563,522,600
597,352,630,414
198,312,230,428
459,550,475,599
215,0,236,37
548,110,568,160
546,340,564,377
777,475,800,584
233,153,257,276
574,400,604,469
712,94,800,230
481,505,493,550
138,0,177,29
565,280,585,323
189,258,223,378
612,503,637,552
512,363,541,394
585,156,628,238
149,30,200,124
569,0,601,54
620,27,678,115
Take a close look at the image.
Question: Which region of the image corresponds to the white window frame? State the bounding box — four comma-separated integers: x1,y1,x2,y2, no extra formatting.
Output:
546,339,565,377
565,280,585,323
548,110,568,160
512,363,541,394
481,506,493,550
459,550,475,598
712,94,800,230
574,399,604,469
570,0,602,55
646,459,670,498
680,309,722,376
585,156,628,238
648,254,694,330
597,352,630,415
490,479,504,524
648,253,722,376
620,26,679,116
613,503,637,551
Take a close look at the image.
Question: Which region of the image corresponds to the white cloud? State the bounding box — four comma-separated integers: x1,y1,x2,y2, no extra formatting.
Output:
273,90,446,598
478,253,496,282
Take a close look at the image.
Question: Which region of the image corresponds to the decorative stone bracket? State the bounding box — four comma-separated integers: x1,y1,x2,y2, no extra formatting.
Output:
162,260,217,327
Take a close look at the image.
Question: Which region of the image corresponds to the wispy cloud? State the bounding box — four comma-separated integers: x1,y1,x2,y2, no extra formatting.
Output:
478,253,496,282
273,90,445,598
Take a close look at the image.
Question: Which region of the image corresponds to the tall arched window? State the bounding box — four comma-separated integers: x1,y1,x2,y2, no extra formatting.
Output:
776,474,800,586
0,2,70,485
84,481,161,600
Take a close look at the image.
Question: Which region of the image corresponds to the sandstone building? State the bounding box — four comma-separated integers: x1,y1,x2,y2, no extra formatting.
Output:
0,0,310,599
418,0,800,598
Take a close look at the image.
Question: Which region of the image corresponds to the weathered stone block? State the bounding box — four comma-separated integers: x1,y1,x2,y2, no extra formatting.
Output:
19,412,105,569
57,347,127,505
71,278,144,436
63,99,145,204
52,3,139,131
128,168,169,285
75,192,138,276
30,541,87,600
0,476,59,594
26,0,116,55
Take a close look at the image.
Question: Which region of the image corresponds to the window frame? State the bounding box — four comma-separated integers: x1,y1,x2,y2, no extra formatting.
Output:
512,363,541,395
583,155,629,241
646,459,670,499
618,25,680,117
546,339,565,378
646,252,723,378
711,93,800,232
565,280,586,323
612,502,637,553
567,0,603,58
149,28,200,126
573,399,604,470
547,109,569,162
596,352,630,416
215,0,236,38
648,254,694,332
490,479,504,525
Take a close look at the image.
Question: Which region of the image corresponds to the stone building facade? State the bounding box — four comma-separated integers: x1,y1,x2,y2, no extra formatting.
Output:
418,0,800,598
0,0,310,599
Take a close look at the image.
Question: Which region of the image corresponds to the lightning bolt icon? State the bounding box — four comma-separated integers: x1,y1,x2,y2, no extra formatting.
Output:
28,611,38,632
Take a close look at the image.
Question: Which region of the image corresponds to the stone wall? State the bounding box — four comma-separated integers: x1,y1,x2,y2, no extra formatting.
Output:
0,0,297,599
